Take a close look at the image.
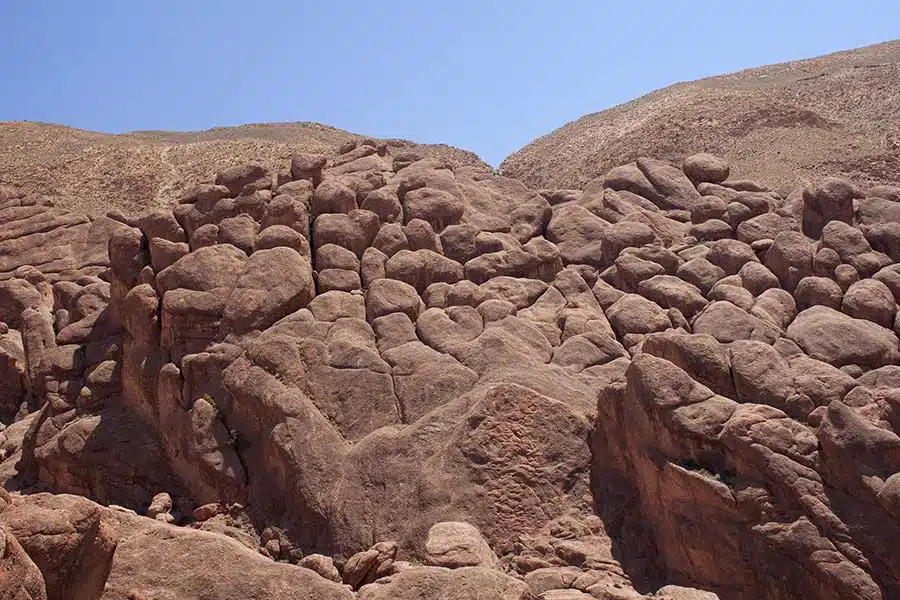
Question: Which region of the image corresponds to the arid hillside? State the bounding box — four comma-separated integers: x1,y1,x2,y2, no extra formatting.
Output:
0,121,489,215
501,40,900,192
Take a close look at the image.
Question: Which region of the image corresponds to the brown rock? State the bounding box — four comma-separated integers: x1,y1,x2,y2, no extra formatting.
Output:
546,203,609,267
403,187,465,231
356,566,531,600
738,261,779,296
795,276,843,311
299,554,342,582
841,279,897,328
655,585,720,600
636,157,701,211
788,306,900,367
312,178,357,217
764,231,814,292
820,220,871,263
403,219,443,253
706,239,758,275
313,210,380,257
689,196,727,224
361,186,403,224
606,294,671,337
385,249,464,293
693,300,782,343
603,221,658,266
366,278,423,322
291,152,327,184
736,212,796,245
1,493,117,600
100,506,353,600
319,269,362,293
0,523,48,600
602,163,664,204
423,522,499,569
189,223,219,250
146,492,172,519
254,225,310,258
637,275,708,319
803,178,856,238
216,215,259,254
682,153,729,185
834,263,860,291
148,237,189,272
317,244,361,272
262,192,310,235
136,209,186,244
343,541,398,589
215,163,271,196
689,219,732,242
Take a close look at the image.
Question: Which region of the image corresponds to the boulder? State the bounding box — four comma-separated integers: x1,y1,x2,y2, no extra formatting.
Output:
343,541,398,589
366,278,424,322
0,522,47,600
802,177,856,238
357,566,531,600
311,178,357,217
787,306,900,368
215,164,271,196
795,277,843,311
682,153,729,185
424,521,499,569
1,493,117,600
841,278,897,328
290,152,327,184
636,157,701,211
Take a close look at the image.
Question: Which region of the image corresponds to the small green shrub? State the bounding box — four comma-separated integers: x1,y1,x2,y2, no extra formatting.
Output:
201,393,218,415
227,428,240,448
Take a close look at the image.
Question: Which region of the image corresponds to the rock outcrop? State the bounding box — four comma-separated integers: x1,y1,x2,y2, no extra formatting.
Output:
1,143,898,599
0,122,490,216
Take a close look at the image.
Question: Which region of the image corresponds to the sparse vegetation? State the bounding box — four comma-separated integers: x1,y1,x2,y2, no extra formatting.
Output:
677,458,737,487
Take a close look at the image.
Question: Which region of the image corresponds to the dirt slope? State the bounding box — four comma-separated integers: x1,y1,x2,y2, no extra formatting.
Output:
0,121,488,215
501,40,900,192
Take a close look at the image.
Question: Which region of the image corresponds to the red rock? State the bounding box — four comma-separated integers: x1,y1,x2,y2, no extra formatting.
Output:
802,177,857,238
682,153,730,185
3,142,900,600
215,163,271,196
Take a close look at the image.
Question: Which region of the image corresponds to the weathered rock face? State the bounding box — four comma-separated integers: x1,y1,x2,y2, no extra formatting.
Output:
0,146,898,600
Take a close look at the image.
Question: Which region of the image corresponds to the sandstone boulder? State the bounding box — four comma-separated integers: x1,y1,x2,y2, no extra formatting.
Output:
423,521,499,569
787,306,900,368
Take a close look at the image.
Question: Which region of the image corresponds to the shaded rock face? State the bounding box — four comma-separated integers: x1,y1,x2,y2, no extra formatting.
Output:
0,146,898,600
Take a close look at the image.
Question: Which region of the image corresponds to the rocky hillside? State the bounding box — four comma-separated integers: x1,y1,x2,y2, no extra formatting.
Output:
1,141,900,600
501,40,900,192
0,121,488,216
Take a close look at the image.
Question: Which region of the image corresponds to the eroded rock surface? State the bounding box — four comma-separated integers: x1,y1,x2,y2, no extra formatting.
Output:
1,147,897,599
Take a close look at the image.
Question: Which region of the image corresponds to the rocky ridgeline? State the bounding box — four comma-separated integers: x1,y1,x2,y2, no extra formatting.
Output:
0,139,899,600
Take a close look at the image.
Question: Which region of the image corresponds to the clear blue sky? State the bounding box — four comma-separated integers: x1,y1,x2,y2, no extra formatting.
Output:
1,1,898,165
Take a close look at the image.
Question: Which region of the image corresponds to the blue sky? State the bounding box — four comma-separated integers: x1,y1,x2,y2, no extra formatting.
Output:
1,1,898,165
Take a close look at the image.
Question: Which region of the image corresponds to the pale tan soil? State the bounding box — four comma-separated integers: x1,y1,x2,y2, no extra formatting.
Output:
501,40,900,193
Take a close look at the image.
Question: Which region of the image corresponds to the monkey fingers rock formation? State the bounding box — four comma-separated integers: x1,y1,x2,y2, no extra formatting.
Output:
1,138,899,599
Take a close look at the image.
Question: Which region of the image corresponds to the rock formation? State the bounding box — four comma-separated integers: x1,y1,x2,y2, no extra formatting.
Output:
1,136,899,599
0,122,489,215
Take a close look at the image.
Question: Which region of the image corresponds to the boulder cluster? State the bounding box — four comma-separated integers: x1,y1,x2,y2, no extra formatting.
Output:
0,142,899,600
